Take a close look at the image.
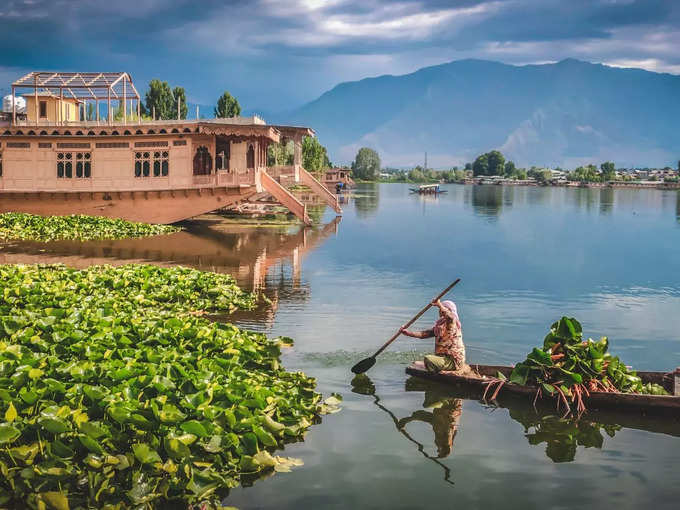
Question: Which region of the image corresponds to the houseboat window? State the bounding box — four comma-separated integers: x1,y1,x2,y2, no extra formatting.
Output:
135,150,169,178
0,152,3,177
39,101,47,118
57,152,92,178
193,146,212,175
162,160,169,176
247,144,255,169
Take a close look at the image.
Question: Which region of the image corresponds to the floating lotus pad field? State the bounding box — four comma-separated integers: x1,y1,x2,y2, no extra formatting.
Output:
0,213,180,242
0,264,335,508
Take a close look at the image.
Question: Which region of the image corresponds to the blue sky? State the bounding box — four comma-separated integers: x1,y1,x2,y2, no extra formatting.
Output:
1,0,678,113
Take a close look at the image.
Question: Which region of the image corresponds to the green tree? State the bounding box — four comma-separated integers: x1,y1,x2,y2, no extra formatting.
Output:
351,147,381,180
504,160,516,177
215,91,241,118
267,141,293,166
302,137,329,173
487,150,506,176
86,103,95,121
464,162,472,171
408,168,425,182
472,153,489,176
172,86,188,120
145,79,174,120
600,161,616,181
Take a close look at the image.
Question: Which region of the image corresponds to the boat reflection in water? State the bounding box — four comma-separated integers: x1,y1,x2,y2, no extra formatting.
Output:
0,214,341,327
403,376,680,465
355,371,680,483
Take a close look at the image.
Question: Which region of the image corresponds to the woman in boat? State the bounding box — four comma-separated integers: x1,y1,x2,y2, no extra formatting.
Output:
400,299,465,373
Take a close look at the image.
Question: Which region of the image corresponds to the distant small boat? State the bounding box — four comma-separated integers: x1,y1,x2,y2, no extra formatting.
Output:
409,184,448,194
406,361,680,415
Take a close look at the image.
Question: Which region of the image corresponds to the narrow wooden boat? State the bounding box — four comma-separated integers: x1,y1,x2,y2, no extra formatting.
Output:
406,361,680,415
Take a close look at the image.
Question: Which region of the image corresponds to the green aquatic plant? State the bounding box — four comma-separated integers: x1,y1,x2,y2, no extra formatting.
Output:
0,264,334,508
509,409,621,463
0,212,180,242
488,317,668,415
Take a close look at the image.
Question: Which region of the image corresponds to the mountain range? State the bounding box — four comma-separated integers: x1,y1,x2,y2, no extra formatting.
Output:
283,58,680,169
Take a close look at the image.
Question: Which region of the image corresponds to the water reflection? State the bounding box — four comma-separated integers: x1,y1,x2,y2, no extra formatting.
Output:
509,409,620,463
0,216,341,327
351,374,456,485
676,191,680,223
403,377,680,465
354,183,380,219
468,185,505,220
599,187,615,215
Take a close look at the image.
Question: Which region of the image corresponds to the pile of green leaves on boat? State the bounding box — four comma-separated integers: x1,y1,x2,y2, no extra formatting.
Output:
0,264,339,509
488,317,668,414
0,212,180,242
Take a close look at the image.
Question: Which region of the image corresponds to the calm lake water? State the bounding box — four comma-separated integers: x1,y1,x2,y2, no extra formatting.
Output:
2,183,680,509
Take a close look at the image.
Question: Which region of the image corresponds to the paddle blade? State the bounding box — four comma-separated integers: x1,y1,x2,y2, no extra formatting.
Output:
351,356,376,374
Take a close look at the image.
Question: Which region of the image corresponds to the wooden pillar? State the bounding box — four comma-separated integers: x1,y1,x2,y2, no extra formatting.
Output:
293,136,302,166
59,88,63,126
152,106,155,121
11,86,16,124
123,77,127,125
196,105,199,119
107,88,111,125
34,76,38,126
96,99,100,124
137,99,141,121
177,96,180,120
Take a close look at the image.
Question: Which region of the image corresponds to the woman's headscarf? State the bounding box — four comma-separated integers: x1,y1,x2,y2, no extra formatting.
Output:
434,300,460,334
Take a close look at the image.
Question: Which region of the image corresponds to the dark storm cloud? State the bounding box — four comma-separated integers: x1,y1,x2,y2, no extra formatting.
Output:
1,0,678,110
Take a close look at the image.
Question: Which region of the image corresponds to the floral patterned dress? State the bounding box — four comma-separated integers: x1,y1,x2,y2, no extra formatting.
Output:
433,316,465,367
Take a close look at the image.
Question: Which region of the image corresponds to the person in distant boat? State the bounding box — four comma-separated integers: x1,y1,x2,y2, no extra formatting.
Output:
400,300,465,373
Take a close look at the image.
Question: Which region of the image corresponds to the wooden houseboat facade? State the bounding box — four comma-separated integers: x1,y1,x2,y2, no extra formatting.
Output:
0,72,340,225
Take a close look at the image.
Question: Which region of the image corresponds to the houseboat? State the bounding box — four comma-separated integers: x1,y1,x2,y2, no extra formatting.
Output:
0,71,340,225
323,168,354,192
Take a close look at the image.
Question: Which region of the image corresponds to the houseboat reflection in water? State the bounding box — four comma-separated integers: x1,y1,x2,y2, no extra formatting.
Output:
0,215,341,327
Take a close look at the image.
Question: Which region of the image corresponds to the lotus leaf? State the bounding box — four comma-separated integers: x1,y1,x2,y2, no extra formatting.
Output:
0,263,332,507
0,212,180,242
510,317,668,413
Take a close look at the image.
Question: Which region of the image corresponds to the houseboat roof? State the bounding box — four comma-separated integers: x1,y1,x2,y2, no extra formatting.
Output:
12,71,139,101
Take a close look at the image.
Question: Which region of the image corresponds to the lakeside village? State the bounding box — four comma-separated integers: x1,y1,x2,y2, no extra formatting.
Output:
369,149,680,189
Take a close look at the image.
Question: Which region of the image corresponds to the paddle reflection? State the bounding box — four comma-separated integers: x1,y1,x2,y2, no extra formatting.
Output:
351,374,458,485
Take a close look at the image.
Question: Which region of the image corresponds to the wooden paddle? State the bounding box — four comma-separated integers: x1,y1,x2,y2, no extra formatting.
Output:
351,278,461,374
